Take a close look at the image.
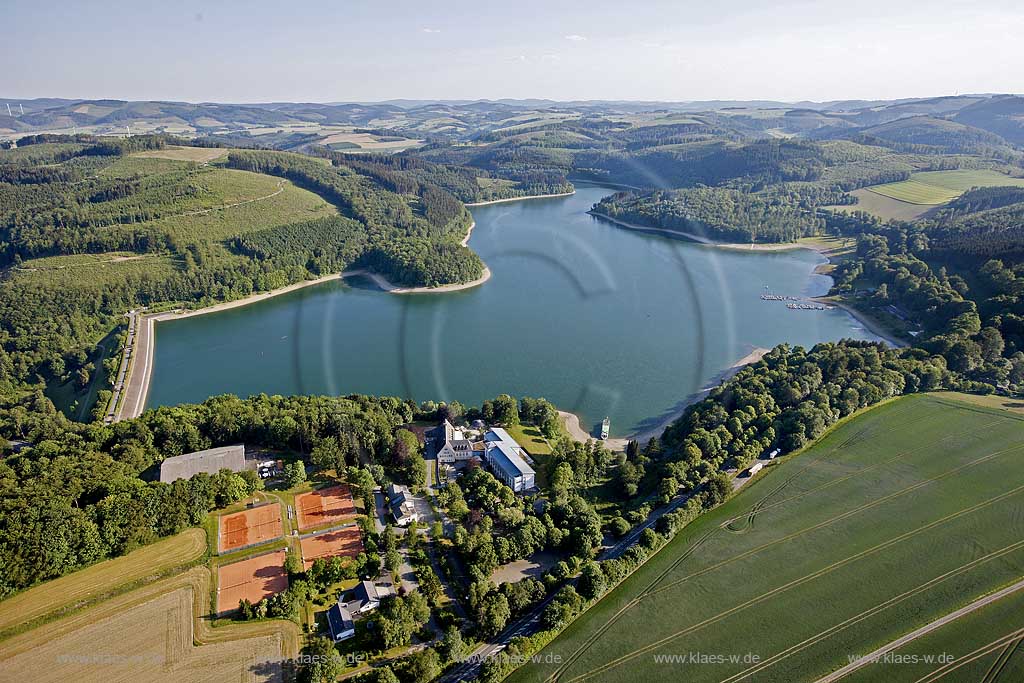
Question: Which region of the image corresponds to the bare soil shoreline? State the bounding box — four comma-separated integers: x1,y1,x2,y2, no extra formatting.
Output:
464,190,575,207
592,212,910,349
559,347,770,449
114,192,551,420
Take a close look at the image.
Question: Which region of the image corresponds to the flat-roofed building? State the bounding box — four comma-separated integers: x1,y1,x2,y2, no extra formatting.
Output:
483,429,536,493
159,444,246,483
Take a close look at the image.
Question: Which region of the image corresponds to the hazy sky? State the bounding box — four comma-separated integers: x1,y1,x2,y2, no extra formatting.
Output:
5,0,1023,103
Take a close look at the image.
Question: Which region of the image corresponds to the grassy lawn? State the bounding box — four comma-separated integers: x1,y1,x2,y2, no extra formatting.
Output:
505,423,554,456
0,528,207,639
865,169,1024,206
45,324,123,420
509,394,1024,683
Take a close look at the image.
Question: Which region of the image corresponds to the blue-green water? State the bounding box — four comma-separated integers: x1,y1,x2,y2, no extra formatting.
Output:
147,185,880,436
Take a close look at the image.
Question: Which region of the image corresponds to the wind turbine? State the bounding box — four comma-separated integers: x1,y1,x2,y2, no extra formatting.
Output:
5,103,10,117
18,103,24,115
126,124,131,137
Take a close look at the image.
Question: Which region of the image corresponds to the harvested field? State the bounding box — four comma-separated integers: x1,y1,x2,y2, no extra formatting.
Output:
0,567,297,683
133,146,229,162
299,526,364,571
218,504,284,554
0,528,206,637
294,485,356,531
216,551,288,615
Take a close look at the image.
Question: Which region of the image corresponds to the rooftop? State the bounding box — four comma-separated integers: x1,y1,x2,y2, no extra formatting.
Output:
159,444,246,483
487,440,536,480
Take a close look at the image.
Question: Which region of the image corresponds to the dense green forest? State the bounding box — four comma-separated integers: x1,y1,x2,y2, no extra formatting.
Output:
0,136,488,422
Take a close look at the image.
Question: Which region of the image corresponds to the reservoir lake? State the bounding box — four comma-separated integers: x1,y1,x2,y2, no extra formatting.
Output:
147,184,882,437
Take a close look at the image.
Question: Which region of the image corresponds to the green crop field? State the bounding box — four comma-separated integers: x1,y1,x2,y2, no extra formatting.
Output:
842,585,1024,683
866,169,1024,205
509,394,1024,683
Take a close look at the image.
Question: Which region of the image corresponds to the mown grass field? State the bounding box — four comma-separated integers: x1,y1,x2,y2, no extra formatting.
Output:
505,423,554,455
0,566,299,683
133,146,229,162
832,188,936,221
509,393,1024,683
866,169,1024,205
0,528,207,638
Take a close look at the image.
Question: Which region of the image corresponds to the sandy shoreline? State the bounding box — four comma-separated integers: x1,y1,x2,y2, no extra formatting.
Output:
114,190,581,420
352,266,492,294
559,347,770,450
592,212,913,350
590,212,816,252
812,298,909,348
465,190,575,207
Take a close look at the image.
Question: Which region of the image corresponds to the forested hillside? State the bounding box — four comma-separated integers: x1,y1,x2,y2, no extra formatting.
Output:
0,135,483,423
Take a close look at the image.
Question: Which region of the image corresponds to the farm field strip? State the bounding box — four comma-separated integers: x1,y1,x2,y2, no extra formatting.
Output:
840,567,1024,683
558,486,1024,682
914,628,1024,683
725,556,1024,683
510,395,1024,683
645,440,1024,601
721,412,1004,528
864,169,1024,206
0,528,207,637
0,566,300,681
546,404,1012,681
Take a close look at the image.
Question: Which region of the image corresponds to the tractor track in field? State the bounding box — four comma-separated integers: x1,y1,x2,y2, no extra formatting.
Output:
545,409,1024,683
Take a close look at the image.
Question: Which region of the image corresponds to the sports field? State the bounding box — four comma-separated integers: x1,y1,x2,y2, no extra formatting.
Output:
294,485,356,531
299,526,364,571
0,528,206,637
508,394,1024,683
216,551,289,615
866,169,1024,205
218,504,284,554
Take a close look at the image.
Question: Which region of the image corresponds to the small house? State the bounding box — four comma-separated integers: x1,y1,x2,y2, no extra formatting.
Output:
326,598,356,642
388,483,419,526
348,580,385,614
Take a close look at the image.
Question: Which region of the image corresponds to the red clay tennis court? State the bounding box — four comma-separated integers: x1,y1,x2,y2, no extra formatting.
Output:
299,526,364,571
216,550,289,614
218,503,284,553
294,484,356,530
